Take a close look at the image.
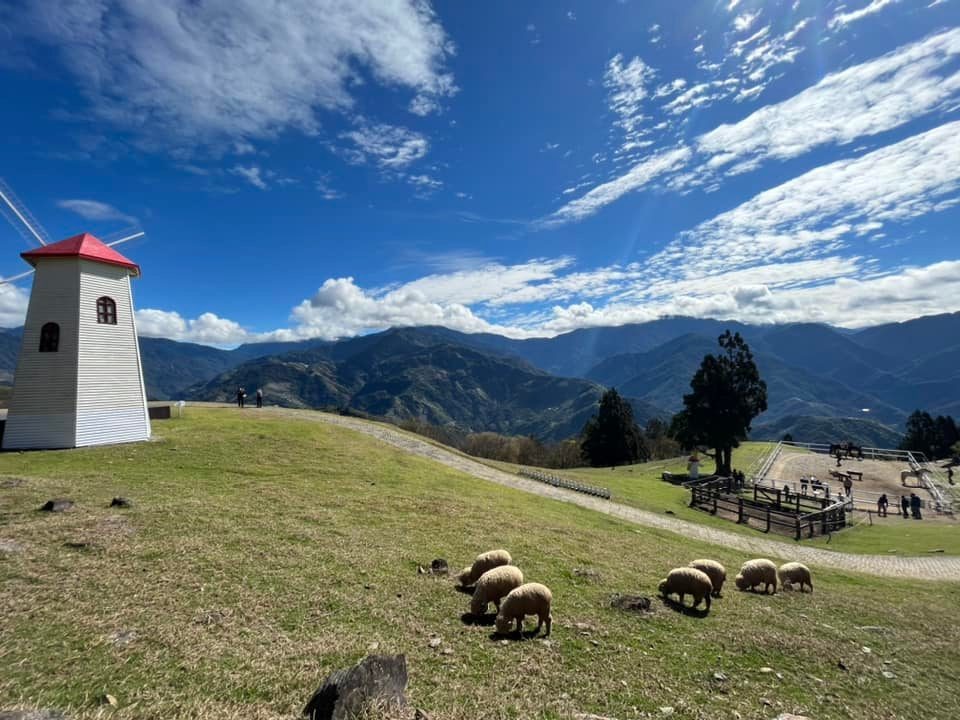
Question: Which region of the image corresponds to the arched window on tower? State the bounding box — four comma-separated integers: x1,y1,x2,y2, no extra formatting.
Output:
96,296,117,325
39,322,59,352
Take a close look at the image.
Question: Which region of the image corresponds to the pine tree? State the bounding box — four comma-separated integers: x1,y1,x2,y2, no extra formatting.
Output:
670,331,768,476
580,389,649,467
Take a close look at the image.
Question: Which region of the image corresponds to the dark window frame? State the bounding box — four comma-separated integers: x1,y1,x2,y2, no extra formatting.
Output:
96,296,117,325
39,322,59,352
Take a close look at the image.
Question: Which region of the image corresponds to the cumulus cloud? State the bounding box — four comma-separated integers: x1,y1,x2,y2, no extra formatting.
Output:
0,283,29,327
9,0,456,149
136,309,252,345
57,199,136,224
290,277,533,340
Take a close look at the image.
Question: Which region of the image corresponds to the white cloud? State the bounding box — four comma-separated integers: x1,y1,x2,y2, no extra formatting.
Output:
828,0,900,29
231,165,268,190
57,199,136,224
697,28,960,171
406,174,443,195
315,174,344,200
340,123,429,169
543,146,691,225
12,0,456,149
136,309,251,345
0,283,29,327
733,11,761,32
604,54,657,140
290,277,534,340
552,29,960,225
651,121,960,279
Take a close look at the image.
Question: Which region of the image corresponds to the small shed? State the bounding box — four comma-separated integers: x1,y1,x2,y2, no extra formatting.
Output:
2,233,151,449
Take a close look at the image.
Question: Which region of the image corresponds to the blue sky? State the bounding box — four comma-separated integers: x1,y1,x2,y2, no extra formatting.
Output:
0,0,958,345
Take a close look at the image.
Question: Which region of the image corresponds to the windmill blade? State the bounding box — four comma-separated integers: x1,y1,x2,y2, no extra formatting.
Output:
105,231,145,248
0,177,49,247
0,268,35,286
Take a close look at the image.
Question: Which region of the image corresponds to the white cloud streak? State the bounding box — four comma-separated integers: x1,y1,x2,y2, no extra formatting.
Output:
551,28,960,225
57,199,136,224
11,0,456,149
828,0,900,29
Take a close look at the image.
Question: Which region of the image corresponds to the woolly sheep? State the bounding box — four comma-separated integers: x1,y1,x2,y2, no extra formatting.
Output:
689,559,726,598
657,567,713,610
494,582,553,637
778,562,813,592
470,565,524,615
457,549,512,587
734,558,778,594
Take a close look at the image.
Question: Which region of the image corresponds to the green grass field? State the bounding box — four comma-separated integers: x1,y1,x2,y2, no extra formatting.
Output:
2,408,959,719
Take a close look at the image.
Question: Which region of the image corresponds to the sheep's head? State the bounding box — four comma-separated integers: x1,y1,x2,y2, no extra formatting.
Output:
457,566,474,587
657,579,668,595
494,614,513,635
734,573,748,590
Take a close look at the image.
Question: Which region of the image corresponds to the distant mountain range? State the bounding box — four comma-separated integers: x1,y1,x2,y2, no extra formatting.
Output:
2,312,959,445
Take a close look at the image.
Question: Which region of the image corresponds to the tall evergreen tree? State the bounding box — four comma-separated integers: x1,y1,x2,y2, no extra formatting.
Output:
670,331,767,477
580,388,649,467
901,410,959,459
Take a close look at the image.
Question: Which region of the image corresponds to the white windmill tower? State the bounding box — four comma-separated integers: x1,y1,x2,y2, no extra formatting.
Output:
0,178,151,449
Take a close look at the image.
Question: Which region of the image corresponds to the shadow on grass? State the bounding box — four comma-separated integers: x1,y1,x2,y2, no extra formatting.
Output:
454,584,475,595
660,596,711,618
460,611,497,627
487,628,547,642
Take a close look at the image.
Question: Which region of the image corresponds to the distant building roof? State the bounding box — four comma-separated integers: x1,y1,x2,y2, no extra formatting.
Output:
21,233,140,276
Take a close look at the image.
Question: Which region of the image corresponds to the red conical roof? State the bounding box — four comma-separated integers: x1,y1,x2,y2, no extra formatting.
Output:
21,233,140,276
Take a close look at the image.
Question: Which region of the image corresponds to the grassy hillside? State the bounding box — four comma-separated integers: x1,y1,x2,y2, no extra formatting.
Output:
1,409,959,719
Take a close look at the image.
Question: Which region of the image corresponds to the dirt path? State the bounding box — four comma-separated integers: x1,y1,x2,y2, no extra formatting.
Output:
240,406,960,581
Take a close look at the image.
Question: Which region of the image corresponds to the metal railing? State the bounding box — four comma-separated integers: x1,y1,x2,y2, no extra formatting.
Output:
517,468,612,499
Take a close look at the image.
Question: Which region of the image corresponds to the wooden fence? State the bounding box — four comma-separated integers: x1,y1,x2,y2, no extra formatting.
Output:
689,477,849,540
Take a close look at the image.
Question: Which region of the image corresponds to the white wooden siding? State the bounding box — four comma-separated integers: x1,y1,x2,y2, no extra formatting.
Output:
2,259,80,449
75,260,150,446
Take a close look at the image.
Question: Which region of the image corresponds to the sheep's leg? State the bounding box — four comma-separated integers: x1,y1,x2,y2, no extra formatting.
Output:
679,592,686,606
704,593,711,611
544,613,552,637
514,617,523,636
494,599,501,611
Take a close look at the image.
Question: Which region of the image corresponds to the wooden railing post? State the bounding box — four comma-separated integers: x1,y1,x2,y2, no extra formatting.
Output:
738,497,744,524
765,509,771,533
795,517,801,541
712,494,718,515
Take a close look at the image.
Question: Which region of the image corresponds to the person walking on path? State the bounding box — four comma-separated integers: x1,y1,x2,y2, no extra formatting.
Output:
877,493,888,517
910,493,922,520
236,386,245,409
256,388,263,408
901,495,909,518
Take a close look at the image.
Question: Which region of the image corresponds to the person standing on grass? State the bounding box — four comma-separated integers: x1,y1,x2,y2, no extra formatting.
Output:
910,493,922,520
877,493,888,517
687,453,700,481
236,386,245,409
901,495,910,518
256,388,263,408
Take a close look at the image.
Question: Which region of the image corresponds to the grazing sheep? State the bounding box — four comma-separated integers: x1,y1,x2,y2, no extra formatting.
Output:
734,558,778,594
494,583,553,637
778,562,813,592
689,559,727,598
658,567,713,610
470,565,524,615
457,549,512,587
